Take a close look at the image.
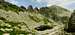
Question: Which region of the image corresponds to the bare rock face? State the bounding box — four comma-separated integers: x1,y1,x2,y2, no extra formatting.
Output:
68,10,75,32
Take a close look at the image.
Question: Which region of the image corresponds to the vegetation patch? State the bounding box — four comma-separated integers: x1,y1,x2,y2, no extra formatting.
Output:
29,15,41,22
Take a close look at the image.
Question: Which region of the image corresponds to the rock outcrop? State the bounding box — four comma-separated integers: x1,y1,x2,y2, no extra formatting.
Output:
67,10,75,32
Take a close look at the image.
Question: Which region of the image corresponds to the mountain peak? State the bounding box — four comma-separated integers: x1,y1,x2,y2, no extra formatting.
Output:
49,5,70,12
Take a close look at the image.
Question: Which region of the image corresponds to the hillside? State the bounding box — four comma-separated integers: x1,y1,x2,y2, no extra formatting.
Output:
0,0,25,14
48,5,71,17
0,0,72,35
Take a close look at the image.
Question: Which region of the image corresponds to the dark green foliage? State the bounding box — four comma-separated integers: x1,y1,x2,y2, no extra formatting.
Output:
43,18,49,24
5,21,20,27
20,6,26,10
39,7,49,13
0,26,11,29
51,14,59,22
29,15,41,22
7,4,24,12
61,16,69,24
0,31,3,35
0,17,6,21
0,1,24,14
10,31,16,35
43,18,53,25
67,10,75,32
10,30,30,35
0,17,31,33
39,7,50,17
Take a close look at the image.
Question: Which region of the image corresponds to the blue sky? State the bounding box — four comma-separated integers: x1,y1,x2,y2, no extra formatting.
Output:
5,0,75,10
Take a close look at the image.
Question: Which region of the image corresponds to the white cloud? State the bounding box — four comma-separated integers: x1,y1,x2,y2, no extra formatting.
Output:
33,0,65,6
46,0,64,6
36,0,42,2
35,0,75,10
36,0,75,10
61,1,75,10
32,0,42,2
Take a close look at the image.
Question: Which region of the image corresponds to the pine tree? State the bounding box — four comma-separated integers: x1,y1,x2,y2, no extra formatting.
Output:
20,6,26,10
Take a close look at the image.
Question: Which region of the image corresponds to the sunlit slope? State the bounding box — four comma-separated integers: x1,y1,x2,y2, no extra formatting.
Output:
48,5,71,17
0,0,72,35
0,9,59,32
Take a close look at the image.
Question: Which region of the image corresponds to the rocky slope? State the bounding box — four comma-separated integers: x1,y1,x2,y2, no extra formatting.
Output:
0,0,72,35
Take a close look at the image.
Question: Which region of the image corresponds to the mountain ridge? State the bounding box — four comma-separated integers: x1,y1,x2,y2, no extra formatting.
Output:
0,0,72,35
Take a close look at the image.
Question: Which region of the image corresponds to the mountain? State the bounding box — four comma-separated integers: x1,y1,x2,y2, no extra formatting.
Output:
48,5,71,17
39,5,71,24
39,5,71,17
0,0,72,35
